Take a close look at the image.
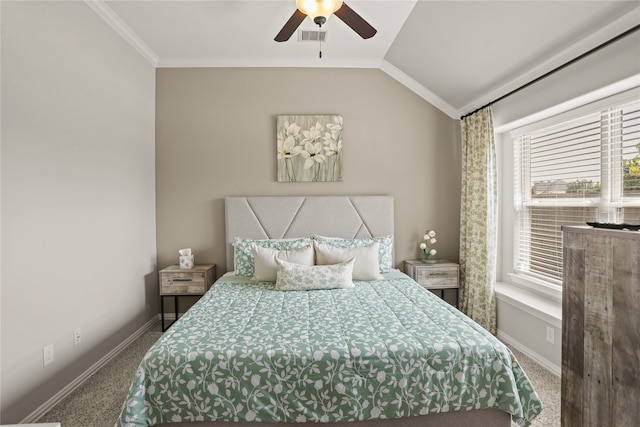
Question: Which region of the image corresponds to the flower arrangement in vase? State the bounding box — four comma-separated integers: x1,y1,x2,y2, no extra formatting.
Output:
420,230,438,264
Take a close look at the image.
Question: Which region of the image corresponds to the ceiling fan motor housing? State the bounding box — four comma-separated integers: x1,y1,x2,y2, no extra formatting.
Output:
314,16,327,26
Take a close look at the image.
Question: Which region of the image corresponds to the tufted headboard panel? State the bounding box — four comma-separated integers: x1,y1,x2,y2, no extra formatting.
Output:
225,196,394,271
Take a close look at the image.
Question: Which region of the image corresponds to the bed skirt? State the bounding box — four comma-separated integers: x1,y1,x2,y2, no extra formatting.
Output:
155,408,511,427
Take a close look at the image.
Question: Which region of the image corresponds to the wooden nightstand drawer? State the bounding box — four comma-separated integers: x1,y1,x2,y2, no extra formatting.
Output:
415,267,458,289
161,272,207,294
404,260,459,308
159,264,215,296
159,264,216,331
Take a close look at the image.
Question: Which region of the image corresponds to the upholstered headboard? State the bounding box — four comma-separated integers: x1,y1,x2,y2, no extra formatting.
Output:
225,196,394,271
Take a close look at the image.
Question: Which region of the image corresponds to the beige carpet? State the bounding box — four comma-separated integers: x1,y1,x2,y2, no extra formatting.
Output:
38,322,560,426
508,346,561,426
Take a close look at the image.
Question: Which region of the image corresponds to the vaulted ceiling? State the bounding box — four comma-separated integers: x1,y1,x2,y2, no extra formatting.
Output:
92,1,640,118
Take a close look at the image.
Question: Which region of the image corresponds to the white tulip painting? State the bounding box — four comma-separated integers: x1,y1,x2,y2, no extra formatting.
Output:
277,115,343,182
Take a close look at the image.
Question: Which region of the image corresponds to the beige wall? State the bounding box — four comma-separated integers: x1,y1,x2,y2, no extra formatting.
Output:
1,1,156,422
156,68,461,279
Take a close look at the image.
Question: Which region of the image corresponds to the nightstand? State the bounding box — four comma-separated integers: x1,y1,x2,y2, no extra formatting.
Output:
159,264,216,331
404,260,459,307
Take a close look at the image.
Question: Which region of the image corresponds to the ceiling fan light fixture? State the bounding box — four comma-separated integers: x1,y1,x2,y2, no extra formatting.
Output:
296,0,344,23
275,0,375,43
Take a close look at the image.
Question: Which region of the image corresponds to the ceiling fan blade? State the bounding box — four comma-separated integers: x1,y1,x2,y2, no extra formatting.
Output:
275,9,307,42
334,2,377,39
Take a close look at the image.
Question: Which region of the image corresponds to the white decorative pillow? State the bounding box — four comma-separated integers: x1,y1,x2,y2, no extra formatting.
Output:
275,258,355,291
314,241,384,280
233,237,312,277
251,244,314,282
313,235,394,273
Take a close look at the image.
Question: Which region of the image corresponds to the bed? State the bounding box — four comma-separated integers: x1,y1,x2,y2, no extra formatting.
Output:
117,196,541,427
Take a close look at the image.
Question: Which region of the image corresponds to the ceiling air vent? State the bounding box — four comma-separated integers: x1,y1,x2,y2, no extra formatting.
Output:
298,30,327,42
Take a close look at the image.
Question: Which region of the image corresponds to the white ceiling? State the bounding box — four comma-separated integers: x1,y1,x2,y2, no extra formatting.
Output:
94,0,640,118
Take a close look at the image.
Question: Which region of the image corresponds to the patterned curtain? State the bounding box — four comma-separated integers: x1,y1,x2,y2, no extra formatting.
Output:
459,107,497,334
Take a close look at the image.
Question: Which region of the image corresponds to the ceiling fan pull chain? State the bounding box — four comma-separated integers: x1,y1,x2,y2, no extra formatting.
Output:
319,23,323,58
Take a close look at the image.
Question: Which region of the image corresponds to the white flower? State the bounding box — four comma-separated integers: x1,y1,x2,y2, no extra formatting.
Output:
277,121,304,160
323,133,341,157
323,118,343,156
251,374,261,387
300,141,326,169
284,121,301,138
419,229,439,260
301,122,323,144
326,115,343,134
277,135,302,159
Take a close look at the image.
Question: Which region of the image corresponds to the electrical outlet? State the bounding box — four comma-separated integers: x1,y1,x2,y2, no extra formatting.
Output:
43,344,54,366
546,326,555,344
73,328,81,346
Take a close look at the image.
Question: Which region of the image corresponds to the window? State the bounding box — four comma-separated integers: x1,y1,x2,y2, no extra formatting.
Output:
513,95,640,285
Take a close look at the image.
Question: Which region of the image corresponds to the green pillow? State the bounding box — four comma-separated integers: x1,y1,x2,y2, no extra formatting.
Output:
313,235,393,273
233,237,313,277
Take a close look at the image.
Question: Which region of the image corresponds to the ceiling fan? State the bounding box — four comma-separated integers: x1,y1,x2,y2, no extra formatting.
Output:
275,0,377,42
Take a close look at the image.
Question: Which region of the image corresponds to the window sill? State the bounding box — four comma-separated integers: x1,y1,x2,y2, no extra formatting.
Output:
507,272,562,302
495,281,562,328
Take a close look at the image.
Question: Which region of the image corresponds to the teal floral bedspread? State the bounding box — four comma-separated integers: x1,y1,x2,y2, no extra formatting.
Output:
118,272,541,426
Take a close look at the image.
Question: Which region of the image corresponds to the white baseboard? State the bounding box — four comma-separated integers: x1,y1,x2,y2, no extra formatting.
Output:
24,316,159,423
161,312,185,321
497,330,561,377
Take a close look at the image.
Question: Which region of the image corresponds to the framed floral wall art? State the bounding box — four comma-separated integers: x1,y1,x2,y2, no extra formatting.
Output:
277,114,343,182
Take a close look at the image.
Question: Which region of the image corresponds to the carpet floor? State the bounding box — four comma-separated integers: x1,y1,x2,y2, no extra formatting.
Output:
38,322,560,426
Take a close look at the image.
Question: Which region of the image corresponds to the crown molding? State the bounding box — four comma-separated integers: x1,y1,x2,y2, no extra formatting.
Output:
379,60,458,119
84,0,158,66
156,56,382,69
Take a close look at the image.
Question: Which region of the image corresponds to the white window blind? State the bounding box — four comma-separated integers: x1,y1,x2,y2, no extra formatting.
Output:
513,95,640,285
622,100,640,223
622,101,640,205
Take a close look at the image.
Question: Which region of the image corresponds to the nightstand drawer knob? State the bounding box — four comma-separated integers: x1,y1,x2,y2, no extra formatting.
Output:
172,278,193,282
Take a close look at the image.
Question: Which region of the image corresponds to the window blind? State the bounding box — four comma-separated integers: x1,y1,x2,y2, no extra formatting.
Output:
514,96,640,284
622,102,640,203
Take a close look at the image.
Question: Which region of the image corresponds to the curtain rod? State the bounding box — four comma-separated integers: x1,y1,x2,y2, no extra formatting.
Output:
459,23,640,120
